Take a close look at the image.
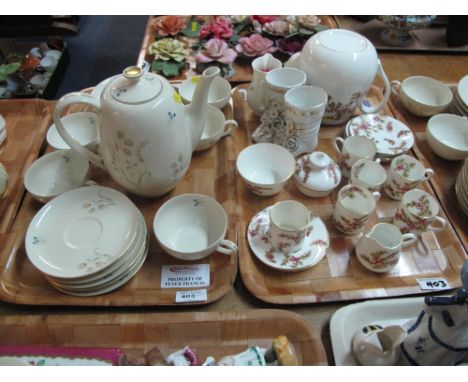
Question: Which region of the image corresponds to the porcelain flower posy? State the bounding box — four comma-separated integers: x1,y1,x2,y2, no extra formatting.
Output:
263,20,289,36
199,16,234,40
250,15,277,25
147,38,187,62
195,38,237,64
151,16,187,36
235,34,277,57
288,15,322,32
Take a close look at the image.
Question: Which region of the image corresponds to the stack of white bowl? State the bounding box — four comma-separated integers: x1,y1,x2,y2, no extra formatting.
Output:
455,159,468,217
25,185,148,296
0,113,6,146
450,75,468,117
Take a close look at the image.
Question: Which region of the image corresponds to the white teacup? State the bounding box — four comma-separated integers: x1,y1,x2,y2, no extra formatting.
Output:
393,189,447,236
350,158,387,192
236,143,296,196
334,136,377,178
391,76,453,117
269,200,312,252
383,154,434,201
333,184,381,235
356,223,417,273
179,75,231,110
195,105,238,151
24,150,92,203
40,56,58,72
153,193,237,261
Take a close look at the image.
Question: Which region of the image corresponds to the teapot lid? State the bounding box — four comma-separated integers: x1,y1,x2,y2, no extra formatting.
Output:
109,66,163,105
294,151,341,192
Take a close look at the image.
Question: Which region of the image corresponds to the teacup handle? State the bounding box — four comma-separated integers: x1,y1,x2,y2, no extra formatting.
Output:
238,89,247,102
222,120,239,137
428,216,447,233
391,80,402,97
333,136,344,155
216,239,238,255
372,191,381,202
401,232,417,247
360,60,391,115
422,168,434,182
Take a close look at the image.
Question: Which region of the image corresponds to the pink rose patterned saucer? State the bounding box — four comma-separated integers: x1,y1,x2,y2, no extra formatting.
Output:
247,206,329,272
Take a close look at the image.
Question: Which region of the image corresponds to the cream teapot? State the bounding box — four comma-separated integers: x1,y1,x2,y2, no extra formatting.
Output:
53,66,220,197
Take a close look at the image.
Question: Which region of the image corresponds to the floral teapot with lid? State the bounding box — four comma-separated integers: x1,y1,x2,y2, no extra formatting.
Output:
53,66,220,197
285,29,391,125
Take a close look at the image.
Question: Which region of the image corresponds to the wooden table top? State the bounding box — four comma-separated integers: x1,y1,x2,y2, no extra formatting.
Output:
1,18,467,366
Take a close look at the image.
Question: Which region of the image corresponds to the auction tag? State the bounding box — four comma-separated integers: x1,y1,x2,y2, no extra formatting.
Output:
161,264,210,289
417,278,450,290
175,289,208,303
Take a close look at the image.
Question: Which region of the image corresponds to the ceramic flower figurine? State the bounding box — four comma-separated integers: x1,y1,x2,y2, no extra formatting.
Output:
276,38,305,55
228,15,248,24
288,15,322,33
262,20,289,37
151,16,187,37
147,38,187,62
250,15,277,25
235,34,277,57
199,16,234,40
195,38,238,78
147,38,188,77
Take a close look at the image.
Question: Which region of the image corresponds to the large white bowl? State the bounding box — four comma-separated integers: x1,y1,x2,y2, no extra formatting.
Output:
426,113,468,160
153,193,229,261
179,75,231,109
236,143,295,196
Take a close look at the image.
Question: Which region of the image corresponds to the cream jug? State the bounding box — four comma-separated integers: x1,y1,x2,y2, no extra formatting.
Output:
53,66,219,197
286,29,391,125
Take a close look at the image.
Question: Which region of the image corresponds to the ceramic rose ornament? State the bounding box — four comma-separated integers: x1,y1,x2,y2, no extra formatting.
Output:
151,16,187,37
199,16,234,40
195,38,238,78
147,38,188,77
235,34,276,57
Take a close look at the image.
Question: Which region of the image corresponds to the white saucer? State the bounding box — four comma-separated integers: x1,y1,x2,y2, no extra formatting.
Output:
247,206,329,272
346,115,414,157
25,186,139,279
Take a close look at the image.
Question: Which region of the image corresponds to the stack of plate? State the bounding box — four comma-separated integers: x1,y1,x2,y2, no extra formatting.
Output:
345,114,415,162
0,113,6,146
455,158,468,217
25,185,148,296
450,75,468,117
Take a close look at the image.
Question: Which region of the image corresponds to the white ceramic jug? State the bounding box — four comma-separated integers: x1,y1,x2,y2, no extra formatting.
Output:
238,53,282,115
53,66,219,197
286,29,391,125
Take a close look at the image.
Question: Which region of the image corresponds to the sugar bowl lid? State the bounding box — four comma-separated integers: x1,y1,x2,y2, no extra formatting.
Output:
294,151,341,192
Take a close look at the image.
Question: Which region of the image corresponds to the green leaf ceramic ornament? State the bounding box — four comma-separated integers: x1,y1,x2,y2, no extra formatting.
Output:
0,63,21,82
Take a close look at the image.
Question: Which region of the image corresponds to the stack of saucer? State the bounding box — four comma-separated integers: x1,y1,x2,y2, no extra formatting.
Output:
0,113,6,146
25,185,148,296
450,75,468,117
455,159,468,217
345,114,414,162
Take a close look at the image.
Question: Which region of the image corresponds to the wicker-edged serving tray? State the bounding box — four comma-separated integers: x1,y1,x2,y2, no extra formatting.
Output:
0,100,238,306
0,309,328,365
388,88,468,252
232,84,467,304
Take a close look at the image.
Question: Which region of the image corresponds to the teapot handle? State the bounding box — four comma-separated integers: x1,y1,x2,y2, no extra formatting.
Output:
360,60,391,115
53,92,106,170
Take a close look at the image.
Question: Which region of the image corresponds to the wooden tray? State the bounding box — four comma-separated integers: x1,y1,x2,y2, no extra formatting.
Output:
0,99,52,234
137,16,338,83
388,89,468,253
0,309,328,365
0,101,238,306
232,84,466,304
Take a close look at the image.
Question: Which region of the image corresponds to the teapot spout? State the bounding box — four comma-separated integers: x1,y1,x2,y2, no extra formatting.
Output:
185,66,220,151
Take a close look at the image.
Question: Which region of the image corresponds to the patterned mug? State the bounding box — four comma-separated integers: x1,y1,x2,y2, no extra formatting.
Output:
333,135,377,178
383,154,434,201
393,189,447,235
333,184,381,235
269,200,313,252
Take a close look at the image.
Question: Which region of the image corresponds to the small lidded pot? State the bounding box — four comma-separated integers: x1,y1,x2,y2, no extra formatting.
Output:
294,151,341,197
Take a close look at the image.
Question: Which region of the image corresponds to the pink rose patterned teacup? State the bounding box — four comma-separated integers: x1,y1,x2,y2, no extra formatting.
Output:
333,136,377,178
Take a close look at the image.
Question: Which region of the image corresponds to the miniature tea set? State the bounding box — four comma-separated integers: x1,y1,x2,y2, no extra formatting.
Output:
17,29,467,296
